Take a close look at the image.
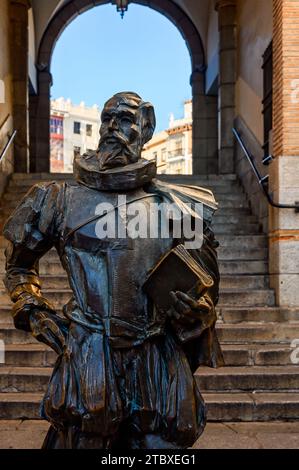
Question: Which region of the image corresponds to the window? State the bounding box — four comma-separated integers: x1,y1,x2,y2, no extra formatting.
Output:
86,124,93,137
74,146,81,157
262,41,273,160
73,121,81,134
161,148,167,162
50,117,63,135
152,151,158,162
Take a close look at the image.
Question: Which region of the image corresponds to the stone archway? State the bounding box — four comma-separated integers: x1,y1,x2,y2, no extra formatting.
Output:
30,0,218,174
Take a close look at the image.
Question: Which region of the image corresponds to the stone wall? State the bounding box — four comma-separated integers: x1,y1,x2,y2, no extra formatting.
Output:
236,0,273,144
0,0,14,196
234,0,273,233
234,115,268,234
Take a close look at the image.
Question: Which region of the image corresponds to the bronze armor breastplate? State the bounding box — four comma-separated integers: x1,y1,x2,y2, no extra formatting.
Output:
59,183,174,346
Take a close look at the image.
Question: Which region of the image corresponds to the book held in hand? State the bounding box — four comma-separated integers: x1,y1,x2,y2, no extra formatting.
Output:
143,244,214,312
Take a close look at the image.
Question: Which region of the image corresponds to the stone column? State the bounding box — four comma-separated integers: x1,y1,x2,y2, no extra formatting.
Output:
9,0,30,173
215,0,236,174
191,70,218,175
269,0,299,307
29,70,52,172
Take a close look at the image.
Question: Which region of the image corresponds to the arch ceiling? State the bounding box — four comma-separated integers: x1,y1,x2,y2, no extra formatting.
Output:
31,0,212,58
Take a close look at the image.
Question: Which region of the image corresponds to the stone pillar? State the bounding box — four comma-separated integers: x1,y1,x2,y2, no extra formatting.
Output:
9,0,30,173
191,70,218,175
29,70,51,172
215,0,236,174
269,0,299,307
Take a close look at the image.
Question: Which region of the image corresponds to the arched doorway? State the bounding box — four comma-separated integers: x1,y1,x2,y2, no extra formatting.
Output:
29,0,218,175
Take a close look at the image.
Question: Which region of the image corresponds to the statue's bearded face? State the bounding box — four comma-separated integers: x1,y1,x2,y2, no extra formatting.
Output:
97,97,143,170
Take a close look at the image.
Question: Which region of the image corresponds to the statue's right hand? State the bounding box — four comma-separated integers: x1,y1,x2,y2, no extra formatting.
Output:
29,310,66,355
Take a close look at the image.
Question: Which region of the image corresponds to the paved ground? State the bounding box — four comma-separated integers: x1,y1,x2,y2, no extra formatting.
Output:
0,421,299,449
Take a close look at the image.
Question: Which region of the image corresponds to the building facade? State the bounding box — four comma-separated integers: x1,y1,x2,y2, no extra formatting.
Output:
142,100,193,175
50,98,100,173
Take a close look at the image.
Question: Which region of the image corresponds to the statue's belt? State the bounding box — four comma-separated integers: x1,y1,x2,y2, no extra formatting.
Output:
61,193,160,249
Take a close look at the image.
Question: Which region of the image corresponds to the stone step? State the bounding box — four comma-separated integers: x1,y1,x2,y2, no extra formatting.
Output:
212,223,260,234
1,321,296,345
220,275,268,289
0,245,268,264
0,363,299,394
1,184,248,203
11,173,74,181
1,188,249,205
0,344,54,367
217,200,249,209
218,247,267,261
1,204,256,227
0,324,34,344
32,274,267,291
0,287,275,308
0,367,51,392
1,306,293,325
10,173,237,184
219,260,268,274
203,392,299,421
10,173,238,181
217,234,267,248
213,214,257,225
0,259,270,277
0,393,42,419
0,200,251,222
216,322,299,343
1,392,299,422
219,307,299,323
39,275,70,290
0,289,71,307
0,343,296,369
0,233,268,250
195,366,299,392
221,344,298,367
218,289,275,306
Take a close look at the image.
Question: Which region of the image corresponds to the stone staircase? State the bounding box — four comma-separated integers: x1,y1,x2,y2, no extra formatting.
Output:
0,173,298,423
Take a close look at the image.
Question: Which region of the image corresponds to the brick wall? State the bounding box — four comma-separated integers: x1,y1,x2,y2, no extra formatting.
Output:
273,0,299,157
270,0,299,307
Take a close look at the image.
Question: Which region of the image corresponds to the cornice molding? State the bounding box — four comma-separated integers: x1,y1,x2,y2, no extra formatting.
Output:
215,0,236,11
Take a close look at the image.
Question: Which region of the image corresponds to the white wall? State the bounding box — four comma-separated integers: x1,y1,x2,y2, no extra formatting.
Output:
236,0,273,144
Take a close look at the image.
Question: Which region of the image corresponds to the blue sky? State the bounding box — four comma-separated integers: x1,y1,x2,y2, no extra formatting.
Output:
51,4,191,132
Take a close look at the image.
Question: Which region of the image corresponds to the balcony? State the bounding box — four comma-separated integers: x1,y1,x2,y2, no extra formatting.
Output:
168,148,184,159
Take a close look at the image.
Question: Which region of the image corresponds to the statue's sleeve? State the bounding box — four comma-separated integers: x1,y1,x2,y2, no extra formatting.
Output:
173,226,225,370
3,182,63,332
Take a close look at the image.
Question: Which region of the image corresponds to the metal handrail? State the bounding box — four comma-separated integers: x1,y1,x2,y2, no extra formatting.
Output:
0,130,17,165
232,127,299,213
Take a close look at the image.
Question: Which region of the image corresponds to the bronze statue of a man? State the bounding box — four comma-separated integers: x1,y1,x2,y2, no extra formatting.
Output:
3,92,223,449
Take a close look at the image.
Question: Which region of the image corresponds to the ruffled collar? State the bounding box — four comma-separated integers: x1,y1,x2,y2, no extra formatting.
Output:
73,151,157,191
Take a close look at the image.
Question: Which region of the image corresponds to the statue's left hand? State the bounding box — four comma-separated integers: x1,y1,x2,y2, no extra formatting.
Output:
168,290,216,328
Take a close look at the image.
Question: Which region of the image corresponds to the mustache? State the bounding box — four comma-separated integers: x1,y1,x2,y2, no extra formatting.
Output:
98,131,129,148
